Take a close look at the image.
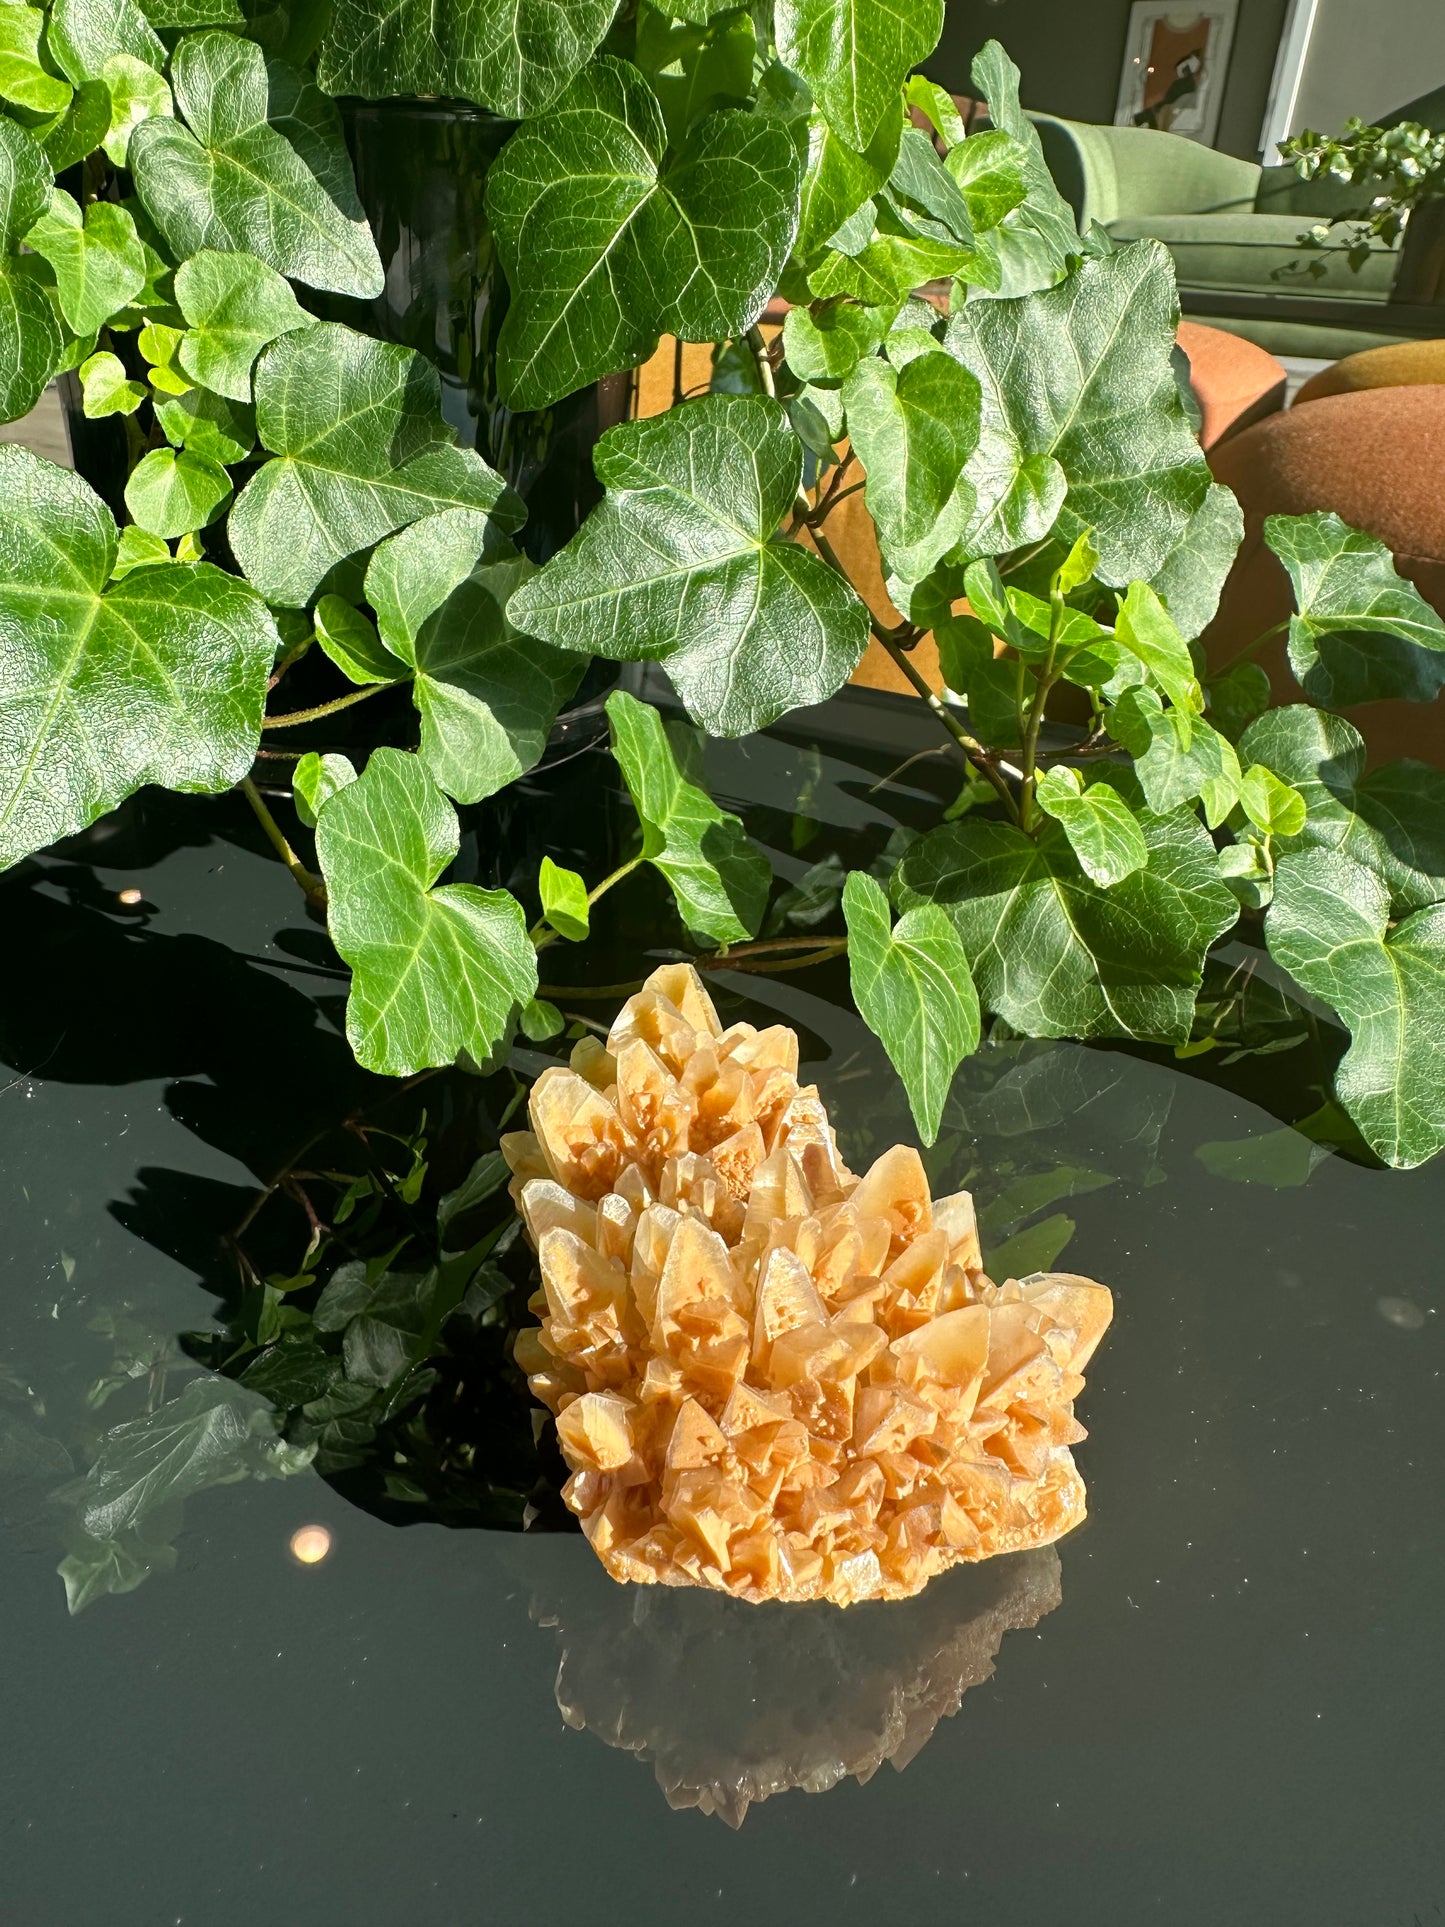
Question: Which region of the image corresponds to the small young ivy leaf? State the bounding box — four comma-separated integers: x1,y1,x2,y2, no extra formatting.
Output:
1053,529,1099,597
314,594,407,686
606,690,770,944
1239,705,1445,913
1035,766,1150,887
0,7,73,115
154,385,255,465
1264,510,1445,706
793,100,901,259
842,868,978,1147
367,510,583,804
0,446,277,867
1109,684,1241,826
520,998,566,1043
944,129,1027,234
138,319,191,395
775,0,942,153
79,349,147,417
23,189,147,335
1217,836,1273,911
1266,850,1445,1170
509,396,871,738
539,855,590,943
896,798,1238,1043
316,0,615,119
37,78,112,173
314,748,537,1078
111,524,171,578
842,351,981,550
292,749,357,829
47,0,164,85
174,249,311,402
1239,764,1307,839
781,302,885,383
809,220,977,307
229,323,518,607
889,127,975,243
1114,581,1201,740
100,51,172,165
124,446,233,539
903,76,966,148
486,58,800,411
945,243,1210,576
129,32,384,299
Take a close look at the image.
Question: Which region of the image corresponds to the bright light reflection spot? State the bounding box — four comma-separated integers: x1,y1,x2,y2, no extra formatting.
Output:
117,888,143,906
289,1524,332,1565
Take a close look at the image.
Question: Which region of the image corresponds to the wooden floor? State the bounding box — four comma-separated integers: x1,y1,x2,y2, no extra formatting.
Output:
1,384,71,465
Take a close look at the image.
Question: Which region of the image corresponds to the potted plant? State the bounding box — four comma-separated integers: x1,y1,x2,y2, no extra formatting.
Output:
1280,115,1445,302
1,2,1444,1190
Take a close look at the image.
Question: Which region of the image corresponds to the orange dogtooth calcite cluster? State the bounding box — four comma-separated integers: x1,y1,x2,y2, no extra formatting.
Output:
502,964,1112,1606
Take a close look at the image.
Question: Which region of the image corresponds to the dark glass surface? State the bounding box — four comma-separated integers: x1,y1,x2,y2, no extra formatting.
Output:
0,688,1441,1926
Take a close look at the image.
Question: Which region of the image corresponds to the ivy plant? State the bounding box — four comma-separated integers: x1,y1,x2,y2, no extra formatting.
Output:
1,5,1444,1176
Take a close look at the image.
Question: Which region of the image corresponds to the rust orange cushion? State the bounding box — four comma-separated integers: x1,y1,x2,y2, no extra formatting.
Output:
1294,337,1445,409
1176,320,1287,451
1206,385,1445,766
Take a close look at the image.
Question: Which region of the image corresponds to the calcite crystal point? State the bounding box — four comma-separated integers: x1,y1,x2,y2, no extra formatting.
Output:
502,964,1112,1606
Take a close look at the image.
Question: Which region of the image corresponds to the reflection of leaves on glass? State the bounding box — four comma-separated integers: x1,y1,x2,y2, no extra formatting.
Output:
531,1538,1059,1827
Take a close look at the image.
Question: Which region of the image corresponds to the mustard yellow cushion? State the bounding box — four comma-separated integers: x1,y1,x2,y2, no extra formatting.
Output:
1295,337,1445,407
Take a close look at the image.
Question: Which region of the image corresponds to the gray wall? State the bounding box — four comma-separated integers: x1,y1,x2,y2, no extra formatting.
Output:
1290,0,1445,134
926,0,1291,158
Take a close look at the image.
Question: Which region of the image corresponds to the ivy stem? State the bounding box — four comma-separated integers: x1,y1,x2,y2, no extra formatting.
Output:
239,777,327,908
803,521,1021,822
1017,594,1067,832
530,854,645,953
699,938,848,976
746,324,777,399
1211,618,1290,679
263,684,386,730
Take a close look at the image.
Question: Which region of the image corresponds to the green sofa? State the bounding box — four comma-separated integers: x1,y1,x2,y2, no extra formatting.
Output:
1032,117,1437,358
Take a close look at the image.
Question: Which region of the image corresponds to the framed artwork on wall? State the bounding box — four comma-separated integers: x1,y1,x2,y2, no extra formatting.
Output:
1114,3,1240,146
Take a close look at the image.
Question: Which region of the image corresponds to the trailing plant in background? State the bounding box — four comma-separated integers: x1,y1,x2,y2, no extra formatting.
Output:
1281,115,1445,261
1,2,1444,1173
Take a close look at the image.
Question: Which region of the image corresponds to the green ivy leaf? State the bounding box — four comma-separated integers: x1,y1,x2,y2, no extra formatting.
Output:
795,101,900,258
889,126,974,241
79,349,147,417
124,445,233,537
486,58,800,411
228,322,518,607
1109,684,1240,826
0,6,73,115
775,0,941,153
1266,850,1445,1169
173,248,310,401
1239,705,1445,913
1114,581,1201,731
0,446,278,867
1206,659,1272,742
606,689,769,944
48,0,164,84
842,868,978,1145
636,3,755,146
1144,482,1245,642
316,0,615,118
946,242,1210,575
509,395,871,737
129,32,384,298
23,189,147,335
1264,510,1445,706
314,594,406,686
314,747,538,1077
944,129,1027,234
841,349,980,549
808,216,977,306
35,77,112,172
367,511,585,805
101,50,172,164
0,121,61,420
292,749,356,828
903,75,965,147
521,997,565,1042
1035,766,1150,887
966,41,1079,293
896,796,1238,1042
1238,763,1307,838
111,524,172,576
154,384,255,464
781,301,884,382
539,854,589,942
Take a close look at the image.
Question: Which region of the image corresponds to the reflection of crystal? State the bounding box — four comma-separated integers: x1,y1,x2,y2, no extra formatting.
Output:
533,1543,1062,1827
